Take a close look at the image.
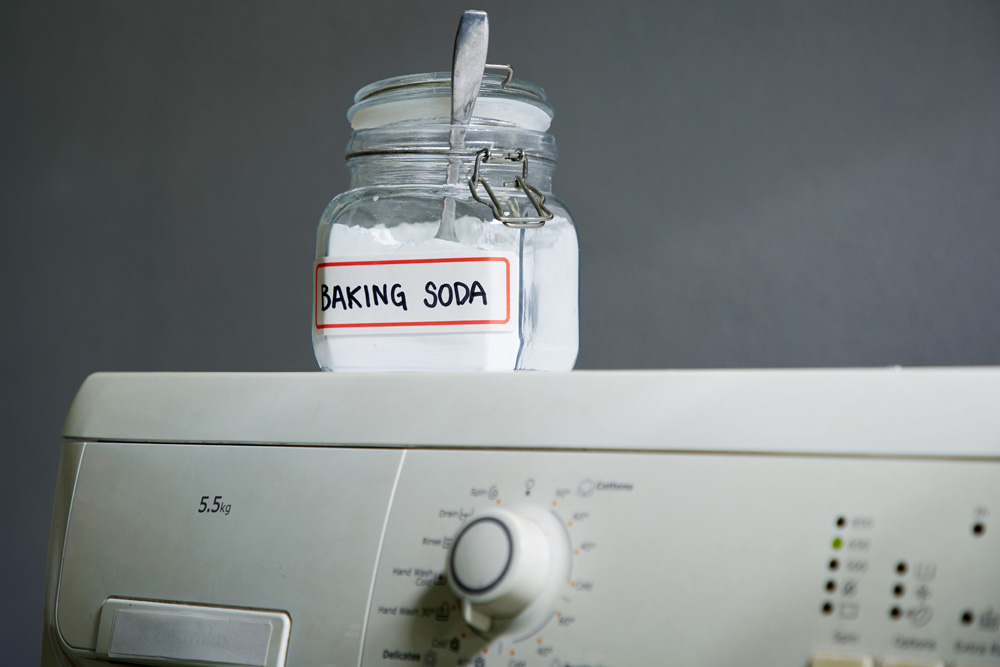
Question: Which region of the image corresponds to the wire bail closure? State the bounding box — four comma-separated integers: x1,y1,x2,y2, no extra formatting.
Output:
468,147,554,228
484,63,514,86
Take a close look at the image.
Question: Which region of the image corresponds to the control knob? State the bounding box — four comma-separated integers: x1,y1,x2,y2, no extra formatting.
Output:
447,508,553,633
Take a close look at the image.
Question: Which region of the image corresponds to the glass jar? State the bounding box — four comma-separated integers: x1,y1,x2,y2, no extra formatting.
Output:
312,71,578,372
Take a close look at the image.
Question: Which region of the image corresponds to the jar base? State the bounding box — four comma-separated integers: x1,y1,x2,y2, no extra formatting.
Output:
313,332,575,372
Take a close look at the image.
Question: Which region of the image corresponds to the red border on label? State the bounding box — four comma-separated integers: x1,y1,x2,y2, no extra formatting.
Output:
314,256,512,330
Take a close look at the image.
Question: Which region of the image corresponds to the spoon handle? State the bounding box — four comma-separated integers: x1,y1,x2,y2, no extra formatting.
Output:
451,10,489,126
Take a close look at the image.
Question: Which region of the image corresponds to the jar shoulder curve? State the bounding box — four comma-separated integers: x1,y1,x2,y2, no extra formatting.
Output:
318,184,478,224
319,188,576,224
317,187,376,227
539,194,575,225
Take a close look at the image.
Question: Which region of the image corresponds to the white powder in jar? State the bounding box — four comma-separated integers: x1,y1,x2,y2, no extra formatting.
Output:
313,215,577,372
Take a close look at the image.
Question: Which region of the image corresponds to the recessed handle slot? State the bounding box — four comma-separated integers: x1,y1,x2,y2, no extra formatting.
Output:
96,598,290,667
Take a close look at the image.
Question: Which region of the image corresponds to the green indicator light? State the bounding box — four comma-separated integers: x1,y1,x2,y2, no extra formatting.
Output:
832,537,843,550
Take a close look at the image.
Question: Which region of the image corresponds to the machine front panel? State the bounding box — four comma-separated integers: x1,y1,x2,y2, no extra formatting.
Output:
53,442,1000,667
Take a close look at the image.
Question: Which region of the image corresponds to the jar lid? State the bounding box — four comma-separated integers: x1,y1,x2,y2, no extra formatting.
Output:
348,71,553,132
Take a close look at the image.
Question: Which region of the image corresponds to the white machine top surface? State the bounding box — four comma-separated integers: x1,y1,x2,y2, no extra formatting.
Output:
61,368,1000,457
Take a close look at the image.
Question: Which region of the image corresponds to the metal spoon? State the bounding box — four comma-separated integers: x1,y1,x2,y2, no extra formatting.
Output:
451,10,489,132
439,10,489,241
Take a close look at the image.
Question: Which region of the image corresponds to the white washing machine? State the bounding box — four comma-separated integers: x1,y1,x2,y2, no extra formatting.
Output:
42,369,1000,667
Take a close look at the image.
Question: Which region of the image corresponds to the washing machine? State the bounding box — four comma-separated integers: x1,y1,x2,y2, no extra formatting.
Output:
42,369,1000,667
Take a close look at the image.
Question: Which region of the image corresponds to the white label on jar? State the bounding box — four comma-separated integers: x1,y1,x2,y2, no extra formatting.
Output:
314,252,518,334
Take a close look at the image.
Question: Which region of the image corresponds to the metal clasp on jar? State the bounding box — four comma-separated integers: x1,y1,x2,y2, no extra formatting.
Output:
468,147,554,228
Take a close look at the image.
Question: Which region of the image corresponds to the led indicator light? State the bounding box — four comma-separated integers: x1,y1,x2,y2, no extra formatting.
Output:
832,537,843,550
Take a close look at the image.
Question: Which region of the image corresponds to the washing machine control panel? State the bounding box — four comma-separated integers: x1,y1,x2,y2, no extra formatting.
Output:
362,450,1000,667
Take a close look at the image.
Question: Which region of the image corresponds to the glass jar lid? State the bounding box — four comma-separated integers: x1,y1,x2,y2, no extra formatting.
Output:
348,70,554,132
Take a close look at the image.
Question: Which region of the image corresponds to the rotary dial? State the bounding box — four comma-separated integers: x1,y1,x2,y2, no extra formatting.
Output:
447,507,568,634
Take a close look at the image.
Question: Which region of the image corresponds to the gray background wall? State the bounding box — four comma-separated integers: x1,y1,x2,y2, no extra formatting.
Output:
2,1,998,663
